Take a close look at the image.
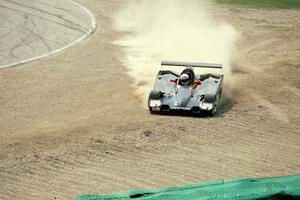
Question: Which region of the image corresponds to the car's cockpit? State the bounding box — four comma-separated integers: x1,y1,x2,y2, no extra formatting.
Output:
180,67,195,86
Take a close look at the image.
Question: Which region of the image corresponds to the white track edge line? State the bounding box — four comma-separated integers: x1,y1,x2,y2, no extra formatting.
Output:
0,0,96,70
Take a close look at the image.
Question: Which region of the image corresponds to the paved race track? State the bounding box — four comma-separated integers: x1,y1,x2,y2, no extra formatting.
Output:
0,0,95,68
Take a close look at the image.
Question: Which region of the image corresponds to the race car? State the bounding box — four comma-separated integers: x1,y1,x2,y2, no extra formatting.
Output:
148,61,224,116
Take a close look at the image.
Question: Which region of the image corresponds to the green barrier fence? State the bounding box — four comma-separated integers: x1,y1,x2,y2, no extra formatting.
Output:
75,174,300,200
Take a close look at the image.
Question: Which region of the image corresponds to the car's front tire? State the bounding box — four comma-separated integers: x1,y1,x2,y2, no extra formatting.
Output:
148,90,163,113
209,93,220,117
148,90,163,99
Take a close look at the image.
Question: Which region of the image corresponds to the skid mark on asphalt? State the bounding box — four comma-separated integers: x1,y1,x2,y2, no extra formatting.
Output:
0,0,96,69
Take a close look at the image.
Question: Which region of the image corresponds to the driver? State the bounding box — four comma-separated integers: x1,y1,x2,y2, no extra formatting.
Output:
179,73,189,86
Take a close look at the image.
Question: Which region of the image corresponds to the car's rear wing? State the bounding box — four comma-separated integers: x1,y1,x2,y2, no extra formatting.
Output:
161,61,222,69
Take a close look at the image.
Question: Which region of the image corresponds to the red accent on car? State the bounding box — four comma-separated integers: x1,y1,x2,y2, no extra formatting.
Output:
191,79,201,90
194,79,201,85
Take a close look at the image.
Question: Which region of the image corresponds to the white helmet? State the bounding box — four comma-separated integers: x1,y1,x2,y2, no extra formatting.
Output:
179,73,189,86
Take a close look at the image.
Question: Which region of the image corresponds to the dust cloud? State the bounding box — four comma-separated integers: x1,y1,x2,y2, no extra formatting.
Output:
113,0,239,103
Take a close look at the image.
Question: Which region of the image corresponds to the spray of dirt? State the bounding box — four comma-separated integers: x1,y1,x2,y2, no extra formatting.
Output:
113,0,239,104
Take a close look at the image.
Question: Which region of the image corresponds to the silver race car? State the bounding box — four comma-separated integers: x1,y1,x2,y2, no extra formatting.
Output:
148,61,224,116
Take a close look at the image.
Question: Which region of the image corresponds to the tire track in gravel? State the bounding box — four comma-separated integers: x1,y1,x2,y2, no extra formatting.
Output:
238,38,292,123
251,93,289,123
237,27,300,123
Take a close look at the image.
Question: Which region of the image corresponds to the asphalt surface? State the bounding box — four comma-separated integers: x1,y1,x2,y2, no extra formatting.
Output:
0,0,94,68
